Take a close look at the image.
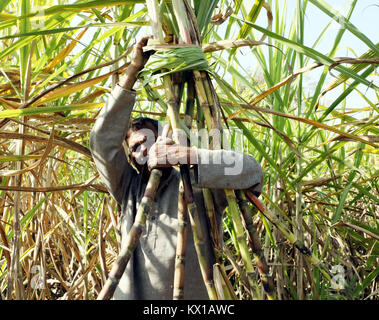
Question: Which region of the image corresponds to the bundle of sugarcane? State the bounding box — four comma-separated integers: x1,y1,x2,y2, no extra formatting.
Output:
142,0,274,300
98,0,333,300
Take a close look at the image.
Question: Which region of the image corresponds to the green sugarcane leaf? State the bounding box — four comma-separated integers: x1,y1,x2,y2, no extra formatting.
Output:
0,0,12,12
20,0,30,95
236,0,264,40
232,16,378,90
6,0,145,22
194,0,220,36
0,103,102,119
0,11,76,61
0,155,42,162
0,21,148,40
362,267,379,290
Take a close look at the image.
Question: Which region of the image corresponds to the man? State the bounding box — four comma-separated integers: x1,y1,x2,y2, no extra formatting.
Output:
89,37,263,300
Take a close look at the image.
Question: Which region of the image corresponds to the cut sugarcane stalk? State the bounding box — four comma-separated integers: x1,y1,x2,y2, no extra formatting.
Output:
236,190,275,300
147,0,218,300
97,169,162,300
173,181,188,300
171,0,246,300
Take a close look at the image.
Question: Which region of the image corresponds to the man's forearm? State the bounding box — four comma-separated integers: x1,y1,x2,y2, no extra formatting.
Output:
194,148,263,193
184,146,198,165
119,64,141,90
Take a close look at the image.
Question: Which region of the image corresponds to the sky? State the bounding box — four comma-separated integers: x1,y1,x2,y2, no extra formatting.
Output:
248,0,378,112
68,0,378,114
281,0,378,56
149,0,377,113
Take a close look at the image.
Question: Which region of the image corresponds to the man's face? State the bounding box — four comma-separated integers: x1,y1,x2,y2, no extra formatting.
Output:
127,126,157,168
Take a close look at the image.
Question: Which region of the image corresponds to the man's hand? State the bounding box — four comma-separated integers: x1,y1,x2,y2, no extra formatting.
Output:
119,36,153,90
147,137,198,171
130,36,153,71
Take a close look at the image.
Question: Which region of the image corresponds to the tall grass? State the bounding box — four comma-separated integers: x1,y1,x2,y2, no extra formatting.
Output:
0,0,377,300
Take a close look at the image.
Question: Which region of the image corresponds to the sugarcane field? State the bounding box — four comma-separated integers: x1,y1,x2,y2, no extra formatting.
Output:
0,0,378,302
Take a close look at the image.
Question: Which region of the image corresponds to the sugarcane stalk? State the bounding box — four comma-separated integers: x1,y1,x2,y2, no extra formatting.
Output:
146,0,218,298
224,189,259,296
171,0,250,300
146,6,188,300
182,76,226,299
194,59,258,300
202,189,221,251
173,181,188,300
171,75,199,300
236,190,275,300
171,1,223,259
184,76,195,127
199,41,273,299
179,165,218,300
190,35,259,299
145,0,164,43
172,78,191,300
196,124,222,264
97,169,162,300
213,263,238,300
164,74,218,300
148,0,221,299
193,70,214,130
193,85,222,257
195,87,236,300
202,70,222,130
245,191,332,282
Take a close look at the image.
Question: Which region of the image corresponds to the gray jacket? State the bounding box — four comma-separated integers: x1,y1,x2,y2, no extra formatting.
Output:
89,85,263,300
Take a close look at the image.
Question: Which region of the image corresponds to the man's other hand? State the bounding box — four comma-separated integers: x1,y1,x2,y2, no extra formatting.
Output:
147,137,198,171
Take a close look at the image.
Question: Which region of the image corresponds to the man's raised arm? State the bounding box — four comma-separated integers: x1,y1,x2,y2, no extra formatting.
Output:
89,37,151,204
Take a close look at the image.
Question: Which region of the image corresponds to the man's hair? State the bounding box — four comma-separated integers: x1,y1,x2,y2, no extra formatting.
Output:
126,117,159,141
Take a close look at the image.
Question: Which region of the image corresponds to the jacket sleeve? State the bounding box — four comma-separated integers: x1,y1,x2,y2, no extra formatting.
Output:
89,85,137,205
194,148,263,196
